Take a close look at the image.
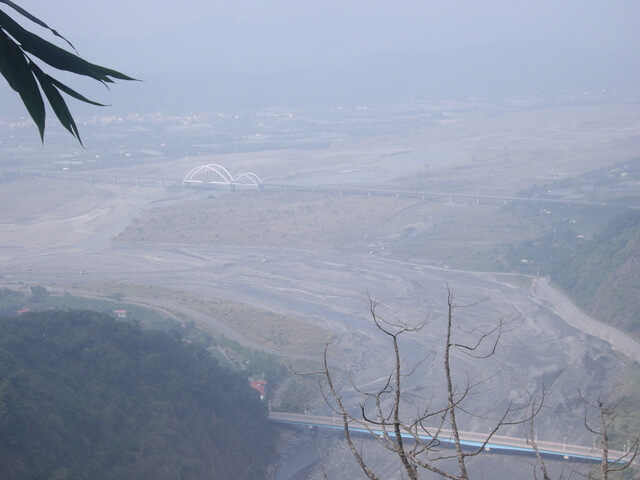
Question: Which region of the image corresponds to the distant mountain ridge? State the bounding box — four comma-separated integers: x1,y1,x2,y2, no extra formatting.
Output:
119,40,637,113
3,39,635,118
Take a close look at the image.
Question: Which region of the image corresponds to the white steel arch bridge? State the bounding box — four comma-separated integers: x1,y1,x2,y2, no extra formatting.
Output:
183,164,263,190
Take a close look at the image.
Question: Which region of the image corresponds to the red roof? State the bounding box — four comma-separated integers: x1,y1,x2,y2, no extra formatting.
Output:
250,380,267,396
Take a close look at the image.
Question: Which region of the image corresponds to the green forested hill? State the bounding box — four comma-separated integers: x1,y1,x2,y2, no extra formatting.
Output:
506,210,640,338
0,310,274,480
555,211,640,336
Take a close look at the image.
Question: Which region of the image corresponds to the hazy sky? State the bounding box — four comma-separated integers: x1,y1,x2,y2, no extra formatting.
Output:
15,0,640,75
2,1,638,118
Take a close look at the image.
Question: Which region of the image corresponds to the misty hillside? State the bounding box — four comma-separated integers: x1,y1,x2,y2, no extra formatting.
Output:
562,212,640,336
509,210,640,339
8,39,632,118
141,42,636,112
0,310,275,480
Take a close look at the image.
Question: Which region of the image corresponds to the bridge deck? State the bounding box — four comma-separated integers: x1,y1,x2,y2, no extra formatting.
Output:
269,411,628,464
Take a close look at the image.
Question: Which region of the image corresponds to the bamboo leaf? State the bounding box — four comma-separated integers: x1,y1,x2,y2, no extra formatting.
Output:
0,30,45,140
0,4,137,145
31,62,83,145
0,10,137,82
47,75,108,107
0,0,76,51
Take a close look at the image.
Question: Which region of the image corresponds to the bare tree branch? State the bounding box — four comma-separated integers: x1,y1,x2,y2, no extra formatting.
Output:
291,286,545,480
579,388,640,480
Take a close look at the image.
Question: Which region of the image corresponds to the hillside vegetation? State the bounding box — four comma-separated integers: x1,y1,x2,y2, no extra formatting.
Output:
556,210,640,336
507,210,640,338
0,310,274,480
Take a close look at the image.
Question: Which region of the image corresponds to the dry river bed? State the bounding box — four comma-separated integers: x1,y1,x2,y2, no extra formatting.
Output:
3,243,636,435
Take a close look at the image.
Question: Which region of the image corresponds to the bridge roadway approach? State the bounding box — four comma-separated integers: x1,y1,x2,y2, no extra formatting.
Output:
269,411,625,464
4,168,635,210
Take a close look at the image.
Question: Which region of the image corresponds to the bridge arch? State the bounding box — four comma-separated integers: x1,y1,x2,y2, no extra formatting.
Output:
183,164,263,189
233,172,263,187
183,164,234,185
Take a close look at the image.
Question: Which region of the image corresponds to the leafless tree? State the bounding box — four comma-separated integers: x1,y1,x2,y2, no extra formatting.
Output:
521,386,640,480
579,389,639,480
522,389,558,480
301,286,543,480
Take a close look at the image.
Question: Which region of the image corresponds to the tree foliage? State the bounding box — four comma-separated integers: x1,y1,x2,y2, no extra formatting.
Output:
0,310,275,480
0,0,136,145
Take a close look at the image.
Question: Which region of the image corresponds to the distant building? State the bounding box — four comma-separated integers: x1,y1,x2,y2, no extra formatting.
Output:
250,379,267,400
113,310,127,318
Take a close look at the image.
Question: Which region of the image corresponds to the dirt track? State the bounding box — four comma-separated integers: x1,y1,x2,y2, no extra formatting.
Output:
532,277,640,363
